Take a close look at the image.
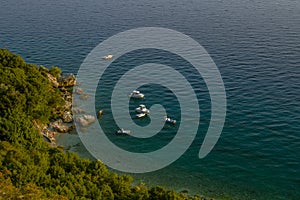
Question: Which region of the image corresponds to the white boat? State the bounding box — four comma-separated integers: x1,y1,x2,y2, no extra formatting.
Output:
136,113,148,118
164,117,176,125
116,128,131,135
102,55,113,60
135,104,150,114
129,90,145,99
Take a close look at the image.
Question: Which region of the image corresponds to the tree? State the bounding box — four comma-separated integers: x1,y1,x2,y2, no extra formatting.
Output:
49,66,62,78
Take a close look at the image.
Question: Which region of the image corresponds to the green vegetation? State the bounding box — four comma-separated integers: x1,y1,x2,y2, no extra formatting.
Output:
0,49,206,199
49,66,62,78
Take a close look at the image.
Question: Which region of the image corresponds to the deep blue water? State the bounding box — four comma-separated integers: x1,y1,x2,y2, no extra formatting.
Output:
1,0,300,199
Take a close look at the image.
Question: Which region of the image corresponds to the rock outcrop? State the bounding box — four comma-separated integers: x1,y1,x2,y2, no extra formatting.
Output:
39,69,97,146
58,74,76,87
45,73,59,88
35,70,77,145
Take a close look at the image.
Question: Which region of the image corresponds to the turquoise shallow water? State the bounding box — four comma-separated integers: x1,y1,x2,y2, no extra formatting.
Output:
1,0,300,199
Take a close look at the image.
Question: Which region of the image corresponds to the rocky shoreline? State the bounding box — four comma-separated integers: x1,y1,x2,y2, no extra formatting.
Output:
33,71,76,147
34,69,100,148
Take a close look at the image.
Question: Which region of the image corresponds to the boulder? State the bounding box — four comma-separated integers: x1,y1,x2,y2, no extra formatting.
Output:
47,131,57,139
64,101,72,111
58,74,76,87
62,111,73,123
65,94,72,102
76,115,95,127
45,73,59,87
33,120,48,135
50,119,70,133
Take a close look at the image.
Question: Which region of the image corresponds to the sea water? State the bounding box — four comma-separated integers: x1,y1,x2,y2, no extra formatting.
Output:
1,0,299,199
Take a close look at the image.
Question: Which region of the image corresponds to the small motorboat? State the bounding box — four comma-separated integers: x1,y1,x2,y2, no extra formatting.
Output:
135,104,150,114
129,90,145,99
164,117,176,125
102,55,113,60
136,113,148,118
116,128,131,135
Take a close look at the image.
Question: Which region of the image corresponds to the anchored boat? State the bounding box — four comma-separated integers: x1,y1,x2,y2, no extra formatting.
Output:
135,104,150,114
164,117,176,125
102,55,113,60
136,113,148,118
129,90,145,99
116,128,131,135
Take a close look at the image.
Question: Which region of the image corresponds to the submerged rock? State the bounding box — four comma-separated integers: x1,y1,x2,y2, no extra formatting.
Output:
79,94,90,100
75,87,84,95
76,115,95,127
73,108,86,114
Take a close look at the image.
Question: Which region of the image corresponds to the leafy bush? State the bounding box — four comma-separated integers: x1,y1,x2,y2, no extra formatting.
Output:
49,66,62,78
